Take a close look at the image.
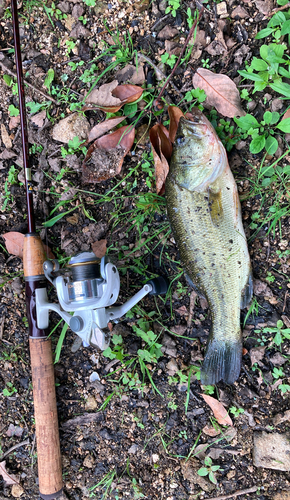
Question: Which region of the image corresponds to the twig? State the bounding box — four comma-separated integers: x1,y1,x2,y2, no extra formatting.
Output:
207,486,258,500
267,2,290,16
0,439,30,460
157,8,204,101
187,290,197,328
137,53,182,95
0,60,59,105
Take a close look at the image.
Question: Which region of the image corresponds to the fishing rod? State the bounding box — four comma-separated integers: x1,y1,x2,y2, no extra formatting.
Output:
11,2,169,497
11,1,63,498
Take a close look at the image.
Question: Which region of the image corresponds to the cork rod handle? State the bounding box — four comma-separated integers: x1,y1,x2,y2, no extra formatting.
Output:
29,337,63,500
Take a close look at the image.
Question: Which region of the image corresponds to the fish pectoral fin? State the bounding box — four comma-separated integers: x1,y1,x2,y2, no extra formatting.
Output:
200,335,242,385
208,188,223,226
184,273,206,299
240,271,253,309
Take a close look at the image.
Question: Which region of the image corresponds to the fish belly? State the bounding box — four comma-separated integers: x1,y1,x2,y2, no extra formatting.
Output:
166,167,251,384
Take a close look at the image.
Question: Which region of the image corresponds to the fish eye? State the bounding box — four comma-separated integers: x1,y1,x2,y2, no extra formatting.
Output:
176,135,185,145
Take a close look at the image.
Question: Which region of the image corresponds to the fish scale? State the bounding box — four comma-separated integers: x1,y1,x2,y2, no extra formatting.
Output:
165,110,252,385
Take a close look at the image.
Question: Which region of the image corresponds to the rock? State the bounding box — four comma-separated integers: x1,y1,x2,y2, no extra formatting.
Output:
152,453,159,463
11,278,23,295
11,484,24,498
89,371,100,383
157,25,179,40
231,5,249,18
64,14,75,31
166,358,178,375
70,22,91,38
216,1,227,17
72,3,84,18
247,100,257,112
6,424,23,438
253,432,290,471
128,444,139,454
71,335,83,353
93,1,107,15
83,455,94,468
99,428,114,440
159,0,167,12
255,0,273,15
52,113,90,144
85,395,98,411
253,279,273,298
273,410,290,426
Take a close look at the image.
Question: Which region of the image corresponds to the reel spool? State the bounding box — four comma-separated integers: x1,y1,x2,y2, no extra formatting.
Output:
35,251,168,351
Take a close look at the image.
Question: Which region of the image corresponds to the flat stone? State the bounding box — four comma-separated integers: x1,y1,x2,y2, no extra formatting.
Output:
253,432,290,471
231,5,249,18
85,395,98,411
52,113,90,144
157,25,179,40
216,1,227,16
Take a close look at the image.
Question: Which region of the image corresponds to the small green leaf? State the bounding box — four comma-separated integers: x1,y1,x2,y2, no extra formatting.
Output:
8,104,19,117
42,207,77,227
234,114,259,131
238,70,266,82
255,28,274,39
197,468,208,477
250,135,266,154
44,68,55,91
265,136,278,155
251,57,268,71
263,111,272,125
204,457,212,466
123,102,137,117
276,117,290,133
208,471,217,484
270,112,280,125
3,74,12,86
270,82,290,98
281,19,290,36
112,334,123,345
211,465,220,472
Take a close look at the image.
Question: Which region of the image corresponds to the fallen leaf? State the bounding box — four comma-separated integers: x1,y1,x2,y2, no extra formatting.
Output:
9,115,20,130
112,83,143,104
1,123,12,148
0,461,18,486
202,424,221,437
0,149,17,159
149,124,172,195
66,214,79,225
2,232,24,258
249,346,265,366
282,109,290,121
85,80,122,112
82,125,135,183
270,352,287,366
30,110,46,128
2,231,54,260
255,0,273,15
175,305,188,317
168,106,184,143
202,394,233,426
92,239,107,258
170,325,187,336
85,81,143,112
87,116,126,143
192,68,246,118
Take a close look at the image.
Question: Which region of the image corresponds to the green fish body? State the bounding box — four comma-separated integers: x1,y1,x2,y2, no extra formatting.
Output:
165,109,252,385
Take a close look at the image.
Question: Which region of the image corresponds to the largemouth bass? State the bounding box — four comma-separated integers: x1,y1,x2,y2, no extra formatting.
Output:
165,109,252,385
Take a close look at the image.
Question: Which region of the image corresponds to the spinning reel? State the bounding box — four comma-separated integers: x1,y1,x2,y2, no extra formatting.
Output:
36,251,168,350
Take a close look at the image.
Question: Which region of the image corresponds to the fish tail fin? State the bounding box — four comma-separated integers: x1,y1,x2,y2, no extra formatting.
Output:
200,336,242,385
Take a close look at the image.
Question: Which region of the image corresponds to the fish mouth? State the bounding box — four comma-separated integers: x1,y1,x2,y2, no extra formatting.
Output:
177,108,210,140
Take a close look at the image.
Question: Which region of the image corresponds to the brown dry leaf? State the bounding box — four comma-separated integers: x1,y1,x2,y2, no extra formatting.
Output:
87,117,126,144
175,305,188,317
85,80,123,112
2,231,54,260
168,106,184,143
92,239,107,258
0,461,18,486
30,110,46,128
192,68,246,118
202,394,233,426
282,109,290,121
249,346,265,366
2,232,24,258
112,84,143,104
1,123,12,148
82,125,135,183
202,424,221,437
149,124,172,195
9,115,20,130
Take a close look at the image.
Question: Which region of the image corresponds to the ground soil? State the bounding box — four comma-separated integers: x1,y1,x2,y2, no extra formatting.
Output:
1,1,290,499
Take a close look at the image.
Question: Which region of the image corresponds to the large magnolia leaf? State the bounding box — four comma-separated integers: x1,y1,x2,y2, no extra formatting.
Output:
168,106,184,143
87,116,126,144
84,81,143,113
202,394,233,426
192,68,245,118
82,125,135,183
2,232,54,259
